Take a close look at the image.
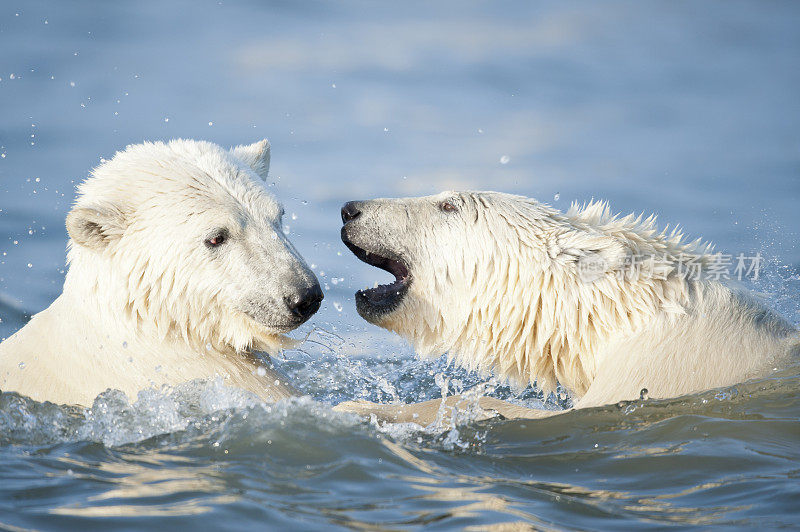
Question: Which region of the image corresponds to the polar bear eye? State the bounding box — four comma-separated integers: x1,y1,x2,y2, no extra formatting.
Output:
205,229,229,249
439,201,458,213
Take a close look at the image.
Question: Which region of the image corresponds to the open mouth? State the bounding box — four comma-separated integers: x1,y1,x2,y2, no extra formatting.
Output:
341,231,411,315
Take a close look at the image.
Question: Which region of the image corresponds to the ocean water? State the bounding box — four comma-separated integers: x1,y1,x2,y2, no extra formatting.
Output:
1,1,799,529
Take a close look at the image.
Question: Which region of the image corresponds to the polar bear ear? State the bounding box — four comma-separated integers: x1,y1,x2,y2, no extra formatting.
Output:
66,206,127,251
231,139,270,181
552,231,628,276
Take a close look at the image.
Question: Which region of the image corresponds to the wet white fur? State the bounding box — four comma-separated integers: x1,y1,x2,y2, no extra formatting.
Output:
0,139,317,406
349,191,798,408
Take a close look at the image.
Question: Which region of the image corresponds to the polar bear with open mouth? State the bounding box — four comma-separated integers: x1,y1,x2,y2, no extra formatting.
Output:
338,191,798,422
0,139,323,406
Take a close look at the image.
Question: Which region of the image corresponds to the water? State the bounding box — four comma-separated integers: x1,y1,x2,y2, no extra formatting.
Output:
1,1,799,529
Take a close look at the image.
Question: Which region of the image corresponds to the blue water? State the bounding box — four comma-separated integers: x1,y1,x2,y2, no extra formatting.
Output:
1,1,799,529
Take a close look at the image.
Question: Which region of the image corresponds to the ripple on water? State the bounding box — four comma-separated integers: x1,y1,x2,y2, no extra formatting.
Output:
0,364,798,528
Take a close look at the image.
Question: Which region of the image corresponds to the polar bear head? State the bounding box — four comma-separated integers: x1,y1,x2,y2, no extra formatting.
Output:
65,139,322,354
341,191,704,394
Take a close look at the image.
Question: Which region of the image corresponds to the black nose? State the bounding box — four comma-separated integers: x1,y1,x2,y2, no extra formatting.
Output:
341,201,362,224
285,284,324,322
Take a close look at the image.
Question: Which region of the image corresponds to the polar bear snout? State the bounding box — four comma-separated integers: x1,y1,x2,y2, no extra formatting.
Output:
341,201,363,223
284,283,324,323
340,199,414,322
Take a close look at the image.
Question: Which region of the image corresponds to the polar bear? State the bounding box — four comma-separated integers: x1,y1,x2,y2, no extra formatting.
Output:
0,139,323,406
337,191,798,422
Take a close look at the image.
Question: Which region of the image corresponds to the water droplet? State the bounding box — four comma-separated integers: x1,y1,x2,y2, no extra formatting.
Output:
69,81,75,87
122,341,128,349
554,192,560,201
26,263,32,268
208,121,213,126
639,388,649,401
18,362,25,369
256,366,267,377
164,117,169,122
499,155,510,165
333,302,342,312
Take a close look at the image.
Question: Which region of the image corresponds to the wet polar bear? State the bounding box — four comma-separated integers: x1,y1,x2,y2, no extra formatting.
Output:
0,139,324,406
337,191,799,423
